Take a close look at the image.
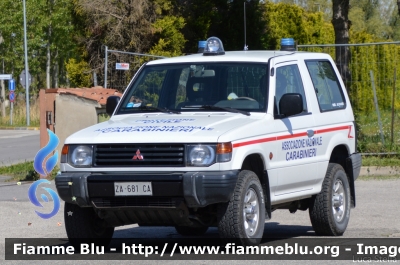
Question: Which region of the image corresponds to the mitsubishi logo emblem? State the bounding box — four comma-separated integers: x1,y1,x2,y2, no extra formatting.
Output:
132,149,144,160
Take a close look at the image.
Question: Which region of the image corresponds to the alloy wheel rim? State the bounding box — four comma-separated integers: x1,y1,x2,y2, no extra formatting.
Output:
243,188,260,237
332,179,345,222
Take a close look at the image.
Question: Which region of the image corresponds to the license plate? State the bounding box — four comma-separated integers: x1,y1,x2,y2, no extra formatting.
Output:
114,182,152,196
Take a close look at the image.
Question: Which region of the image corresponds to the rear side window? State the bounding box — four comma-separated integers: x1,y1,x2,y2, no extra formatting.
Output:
305,60,346,112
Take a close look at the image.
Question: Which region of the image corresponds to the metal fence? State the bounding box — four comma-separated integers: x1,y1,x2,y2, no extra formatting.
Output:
103,47,166,91
298,42,400,153
101,43,399,153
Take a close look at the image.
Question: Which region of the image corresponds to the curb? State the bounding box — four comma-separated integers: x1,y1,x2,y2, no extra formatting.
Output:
0,127,39,130
0,181,34,187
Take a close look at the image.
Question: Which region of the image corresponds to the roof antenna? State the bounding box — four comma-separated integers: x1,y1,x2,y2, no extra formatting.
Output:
244,1,248,51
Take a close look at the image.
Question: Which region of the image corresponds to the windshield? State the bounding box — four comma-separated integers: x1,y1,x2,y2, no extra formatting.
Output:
116,62,268,115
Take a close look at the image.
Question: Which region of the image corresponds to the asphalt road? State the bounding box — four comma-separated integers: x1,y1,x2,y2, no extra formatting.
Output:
0,130,40,166
0,178,399,264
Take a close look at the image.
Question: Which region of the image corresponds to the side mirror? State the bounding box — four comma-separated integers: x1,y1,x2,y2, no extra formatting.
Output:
279,93,303,117
106,96,120,116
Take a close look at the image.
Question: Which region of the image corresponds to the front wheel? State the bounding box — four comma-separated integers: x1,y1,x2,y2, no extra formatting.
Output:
309,163,351,236
64,203,114,248
218,170,265,246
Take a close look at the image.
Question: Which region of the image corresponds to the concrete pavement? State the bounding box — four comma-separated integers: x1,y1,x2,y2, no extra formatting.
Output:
0,178,400,265
0,130,40,167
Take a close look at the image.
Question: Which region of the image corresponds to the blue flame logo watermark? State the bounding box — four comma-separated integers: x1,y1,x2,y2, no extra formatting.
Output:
28,129,60,219
28,179,60,219
34,129,59,176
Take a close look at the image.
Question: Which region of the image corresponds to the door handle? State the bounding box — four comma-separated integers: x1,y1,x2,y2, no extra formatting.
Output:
307,130,314,137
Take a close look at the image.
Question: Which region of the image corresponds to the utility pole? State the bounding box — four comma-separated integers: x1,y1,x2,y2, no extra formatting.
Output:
1,59,5,118
104,45,108,88
23,0,30,126
0,34,4,118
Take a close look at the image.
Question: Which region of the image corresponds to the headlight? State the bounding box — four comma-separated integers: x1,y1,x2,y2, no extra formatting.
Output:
68,145,93,167
186,143,232,167
187,145,216,167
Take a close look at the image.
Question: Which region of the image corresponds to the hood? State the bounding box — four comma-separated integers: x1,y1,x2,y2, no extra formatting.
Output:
65,112,265,144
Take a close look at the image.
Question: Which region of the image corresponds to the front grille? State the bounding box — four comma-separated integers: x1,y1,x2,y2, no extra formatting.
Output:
91,197,177,208
94,144,185,167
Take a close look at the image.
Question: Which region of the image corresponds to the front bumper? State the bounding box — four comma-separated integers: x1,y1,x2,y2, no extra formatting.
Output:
55,170,239,208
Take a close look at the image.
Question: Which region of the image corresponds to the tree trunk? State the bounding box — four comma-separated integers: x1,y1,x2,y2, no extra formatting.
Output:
46,27,51,89
46,44,51,89
0,80,5,118
397,0,400,16
54,49,59,88
332,0,351,89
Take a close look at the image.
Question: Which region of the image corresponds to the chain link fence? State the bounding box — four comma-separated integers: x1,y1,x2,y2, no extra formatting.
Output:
102,43,400,153
103,48,166,91
298,42,400,153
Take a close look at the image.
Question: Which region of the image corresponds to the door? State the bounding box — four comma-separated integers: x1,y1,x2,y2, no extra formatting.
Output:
268,58,319,198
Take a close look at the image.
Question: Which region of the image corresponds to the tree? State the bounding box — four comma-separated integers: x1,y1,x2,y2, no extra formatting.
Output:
279,0,332,19
177,0,265,53
222,0,265,50
76,0,156,53
0,0,78,92
349,0,392,39
390,2,400,40
65,58,91,87
72,0,191,89
398,0,400,15
148,0,187,57
149,16,186,57
73,0,168,87
332,0,351,86
261,2,334,50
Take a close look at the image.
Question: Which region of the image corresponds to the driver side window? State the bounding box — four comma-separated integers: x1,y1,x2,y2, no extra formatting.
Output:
275,64,307,116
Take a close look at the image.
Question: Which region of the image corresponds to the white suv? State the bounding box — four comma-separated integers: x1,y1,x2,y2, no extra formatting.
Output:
56,37,361,246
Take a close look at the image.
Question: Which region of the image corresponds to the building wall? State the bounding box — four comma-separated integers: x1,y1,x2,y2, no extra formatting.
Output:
54,94,101,158
39,90,102,174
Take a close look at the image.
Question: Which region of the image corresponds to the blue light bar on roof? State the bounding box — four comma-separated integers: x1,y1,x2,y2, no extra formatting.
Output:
198,40,207,53
280,38,296,51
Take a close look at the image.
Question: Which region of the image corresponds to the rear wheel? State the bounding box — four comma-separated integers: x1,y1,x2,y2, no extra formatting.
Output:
309,163,351,236
175,226,208,236
64,203,114,249
218,170,265,246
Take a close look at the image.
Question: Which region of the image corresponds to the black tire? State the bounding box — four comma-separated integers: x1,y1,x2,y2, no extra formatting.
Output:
217,170,265,246
64,203,114,249
309,163,351,236
175,226,208,236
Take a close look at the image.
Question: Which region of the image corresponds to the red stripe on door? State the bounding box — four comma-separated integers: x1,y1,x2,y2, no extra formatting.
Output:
233,137,276,148
233,125,352,148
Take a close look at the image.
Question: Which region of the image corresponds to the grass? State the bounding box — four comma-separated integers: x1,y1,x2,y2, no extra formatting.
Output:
356,110,400,153
0,155,398,183
0,94,398,152
98,113,110,123
0,161,59,182
361,156,400,167
0,97,40,127
0,95,398,181
358,175,400,181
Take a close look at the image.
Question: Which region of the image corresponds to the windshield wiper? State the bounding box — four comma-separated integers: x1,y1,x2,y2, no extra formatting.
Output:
184,105,250,116
138,105,181,114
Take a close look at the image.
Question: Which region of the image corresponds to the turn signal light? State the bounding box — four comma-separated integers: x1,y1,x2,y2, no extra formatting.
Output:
217,142,232,154
61,145,69,155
